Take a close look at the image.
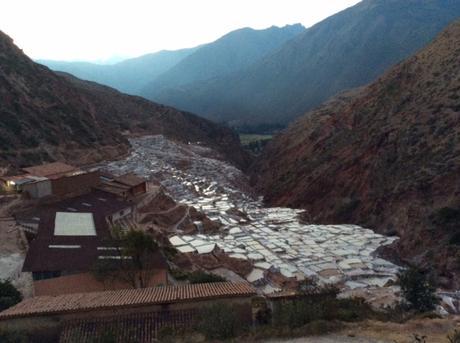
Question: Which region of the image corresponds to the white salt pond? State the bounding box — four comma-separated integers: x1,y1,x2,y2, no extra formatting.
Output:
107,136,401,292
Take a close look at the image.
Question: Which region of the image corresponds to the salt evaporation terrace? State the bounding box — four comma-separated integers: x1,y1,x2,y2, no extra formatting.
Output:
107,136,400,292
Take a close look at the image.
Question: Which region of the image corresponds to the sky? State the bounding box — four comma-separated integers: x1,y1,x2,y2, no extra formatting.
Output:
1,0,361,63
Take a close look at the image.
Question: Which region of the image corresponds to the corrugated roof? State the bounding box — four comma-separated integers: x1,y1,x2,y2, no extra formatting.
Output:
0,282,256,319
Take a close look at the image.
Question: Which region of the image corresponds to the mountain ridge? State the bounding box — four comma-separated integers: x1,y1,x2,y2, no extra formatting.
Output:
146,0,460,128
0,31,249,170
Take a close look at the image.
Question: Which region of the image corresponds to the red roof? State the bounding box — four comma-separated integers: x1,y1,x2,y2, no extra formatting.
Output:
0,282,256,319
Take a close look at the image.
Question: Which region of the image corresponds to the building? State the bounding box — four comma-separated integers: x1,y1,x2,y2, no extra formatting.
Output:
20,190,167,295
0,282,256,341
21,162,81,179
96,172,147,200
1,162,100,199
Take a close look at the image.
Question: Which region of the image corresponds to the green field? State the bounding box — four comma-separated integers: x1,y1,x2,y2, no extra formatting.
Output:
239,134,273,146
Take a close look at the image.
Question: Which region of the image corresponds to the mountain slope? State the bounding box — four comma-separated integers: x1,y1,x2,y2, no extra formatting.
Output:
142,24,305,94
149,0,460,127
0,31,249,169
38,47,198,95
251,21,460,286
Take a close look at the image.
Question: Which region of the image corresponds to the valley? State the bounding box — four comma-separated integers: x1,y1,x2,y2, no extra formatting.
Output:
0,1,459,340
104,136,402,304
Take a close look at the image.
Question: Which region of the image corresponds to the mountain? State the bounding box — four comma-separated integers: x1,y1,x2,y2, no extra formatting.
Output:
39,24,305,100
0,31,249,169
142,24,305,94
38,47,198,95
251,20,460,287
145,0,460,129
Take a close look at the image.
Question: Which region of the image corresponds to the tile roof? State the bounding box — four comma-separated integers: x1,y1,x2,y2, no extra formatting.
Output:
22,162,80,179
0,282,256,319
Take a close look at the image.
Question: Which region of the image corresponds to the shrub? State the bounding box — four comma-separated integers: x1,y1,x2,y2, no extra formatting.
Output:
430,207,460,230
447,329,460,343
0,330,28,343
272,281,380,329
188,270,225,284
0,280,22,311
398,267,439,312
197,302,247,340
449,232,460,246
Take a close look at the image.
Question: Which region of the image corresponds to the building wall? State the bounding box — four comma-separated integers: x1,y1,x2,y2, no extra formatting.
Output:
131,183,147,196
22,180,52,199
51,171,100,199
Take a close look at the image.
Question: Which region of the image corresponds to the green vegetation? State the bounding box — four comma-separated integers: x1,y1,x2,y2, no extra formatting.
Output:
197,302,247,340
188,270,225,284
239,134,273,146
170,269,225,284
430,207,460,228
272,285,376,328
0,280,22,312
398,267,438,312
447,329,460,343
239,134,273,154
92,228,160,288
430,207,460,245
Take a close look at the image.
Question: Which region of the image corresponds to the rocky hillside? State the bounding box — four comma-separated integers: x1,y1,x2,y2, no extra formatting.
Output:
252,21,460,287
151,0,460,128
0,31,249,169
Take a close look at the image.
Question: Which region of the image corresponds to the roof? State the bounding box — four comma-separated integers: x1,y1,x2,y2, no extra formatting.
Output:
114,173,146,187
22,162,80,179
0,175,47,185
54,212,96,236
21,191,134,273
0,282,256,319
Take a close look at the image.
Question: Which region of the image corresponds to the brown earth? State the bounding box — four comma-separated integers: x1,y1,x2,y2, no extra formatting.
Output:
252,21,460,287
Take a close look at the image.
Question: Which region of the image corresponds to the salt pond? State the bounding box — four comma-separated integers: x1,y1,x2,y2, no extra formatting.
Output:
107,136,400,291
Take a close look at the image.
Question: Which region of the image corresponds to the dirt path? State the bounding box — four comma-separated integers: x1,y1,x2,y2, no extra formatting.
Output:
269,336,389,343
269,317,460,343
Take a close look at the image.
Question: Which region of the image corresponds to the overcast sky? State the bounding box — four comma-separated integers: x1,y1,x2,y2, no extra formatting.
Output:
1,0,361,62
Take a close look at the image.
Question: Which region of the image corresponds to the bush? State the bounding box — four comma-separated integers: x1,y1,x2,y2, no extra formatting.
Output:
399,267,439,312
449,232,460,245
430,207,460,230
188,271,225,284
272,281,379,329
0,330,28,343
447,329,460,343
0,280,22,311
197,302,247,340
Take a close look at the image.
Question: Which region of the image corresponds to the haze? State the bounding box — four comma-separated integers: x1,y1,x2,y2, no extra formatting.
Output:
1,0,361,63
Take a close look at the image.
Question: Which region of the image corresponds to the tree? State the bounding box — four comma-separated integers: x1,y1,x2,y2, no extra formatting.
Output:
92,228,160,288
0,280,22,312
399,267,439,312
